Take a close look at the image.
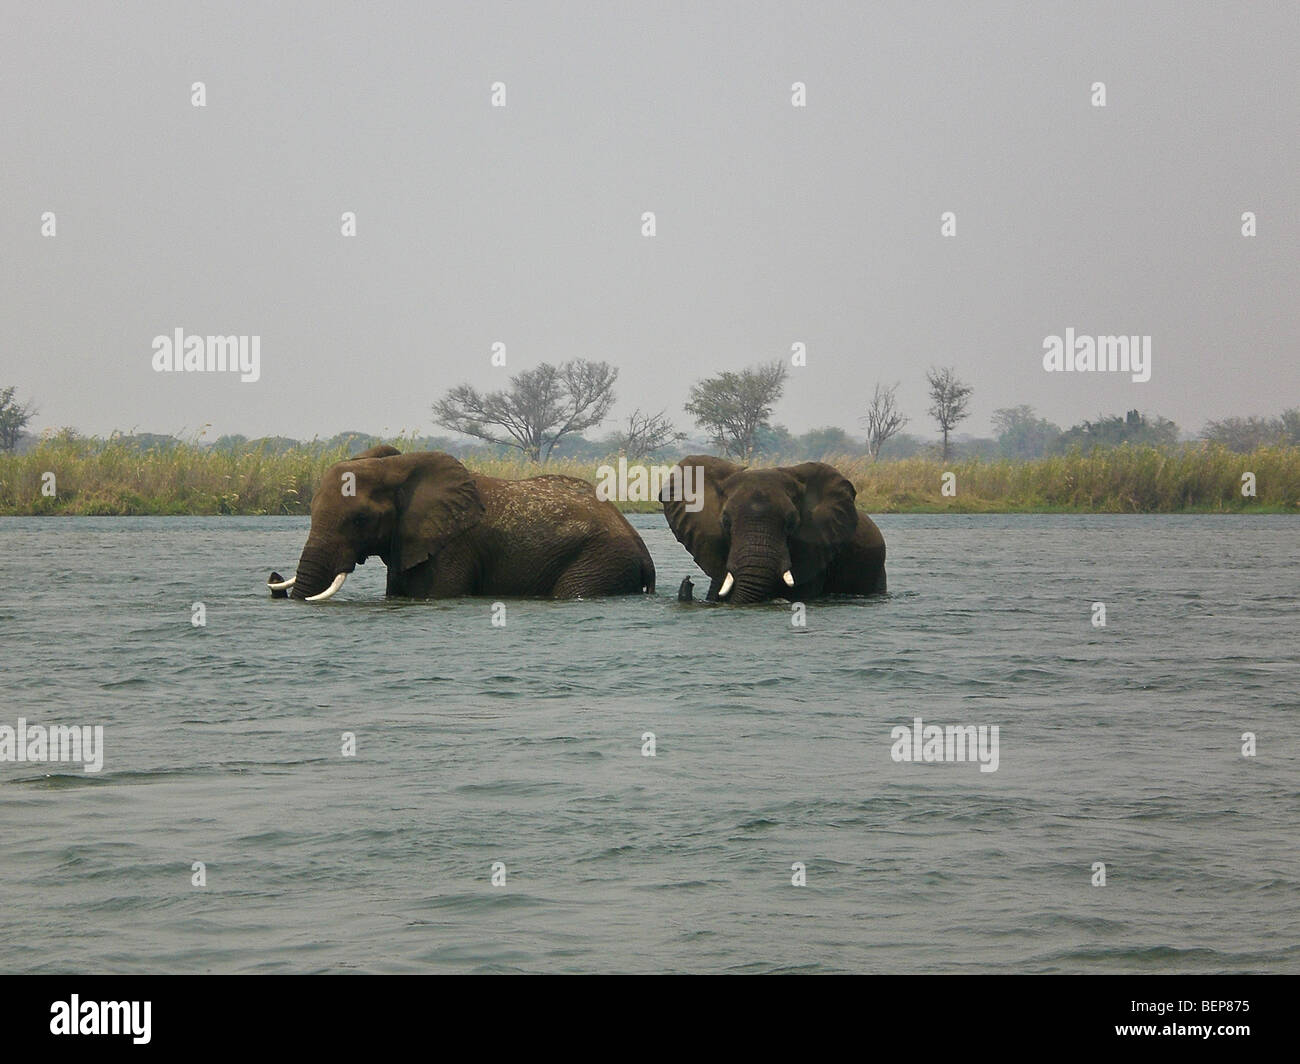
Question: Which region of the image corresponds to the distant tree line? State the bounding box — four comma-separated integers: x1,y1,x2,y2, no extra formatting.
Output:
3,369,1297,462
429,359,1295,461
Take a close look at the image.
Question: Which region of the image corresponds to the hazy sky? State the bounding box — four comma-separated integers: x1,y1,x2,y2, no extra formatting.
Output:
3,1,1297,444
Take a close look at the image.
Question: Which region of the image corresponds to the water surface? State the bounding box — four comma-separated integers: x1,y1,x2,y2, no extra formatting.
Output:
1,514,1296,972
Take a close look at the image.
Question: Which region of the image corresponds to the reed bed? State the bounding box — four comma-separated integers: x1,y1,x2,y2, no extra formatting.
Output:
0,439,1295,515
833,445,1300,513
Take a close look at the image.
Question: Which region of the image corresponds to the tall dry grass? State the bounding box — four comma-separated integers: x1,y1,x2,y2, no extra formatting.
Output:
0,436,336,515
0,439,1296,515
831,445,1300,512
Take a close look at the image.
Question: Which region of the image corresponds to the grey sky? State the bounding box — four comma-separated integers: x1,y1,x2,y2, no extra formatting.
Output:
3,1,1297,444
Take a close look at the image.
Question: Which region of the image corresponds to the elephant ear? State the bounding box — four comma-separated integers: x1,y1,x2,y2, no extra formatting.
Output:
787,462,859,559
659,455,744,580
383,452,485,572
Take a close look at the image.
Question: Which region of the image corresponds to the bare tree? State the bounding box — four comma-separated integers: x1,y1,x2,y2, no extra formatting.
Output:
860,381,908,460
608,408,686,459
0,387,37,452
432,360,617,461
684,360,788,459
925,366,973,460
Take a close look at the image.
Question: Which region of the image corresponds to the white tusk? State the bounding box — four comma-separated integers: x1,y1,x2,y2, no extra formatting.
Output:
266,576,296,590
305,572,347,602
783,570,795,587
718,572,734,598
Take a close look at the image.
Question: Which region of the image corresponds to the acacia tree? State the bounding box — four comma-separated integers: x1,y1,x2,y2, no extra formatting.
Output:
0,387,36,452
432,360,617,461
685,360,787,459
608,408,685,459
860,381,908,460
925,366,973,460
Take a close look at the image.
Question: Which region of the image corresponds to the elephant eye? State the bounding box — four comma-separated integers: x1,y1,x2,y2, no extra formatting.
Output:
785,510,799,532
720,512,732,531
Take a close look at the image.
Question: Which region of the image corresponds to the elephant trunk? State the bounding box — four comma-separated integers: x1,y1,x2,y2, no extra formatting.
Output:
289,537,342,601
722,522,791,604
727,567,776,604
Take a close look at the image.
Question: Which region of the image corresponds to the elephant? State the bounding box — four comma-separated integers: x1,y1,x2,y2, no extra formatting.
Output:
659,455,885,604
268,446,655,601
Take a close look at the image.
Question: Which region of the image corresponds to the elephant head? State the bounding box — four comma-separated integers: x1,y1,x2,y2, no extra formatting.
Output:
660,455,874,603
272,446,485,601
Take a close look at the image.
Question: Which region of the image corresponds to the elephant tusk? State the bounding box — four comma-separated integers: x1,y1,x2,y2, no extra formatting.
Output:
783,570,795,587
718,572,735,598
305,572,347,602
266,576,296,590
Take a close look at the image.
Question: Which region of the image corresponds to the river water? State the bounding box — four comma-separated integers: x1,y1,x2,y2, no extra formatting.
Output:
0,514,1296,972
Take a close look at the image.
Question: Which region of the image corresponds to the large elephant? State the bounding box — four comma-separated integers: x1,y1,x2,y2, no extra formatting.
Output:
269,446,655,601
660,455,885,603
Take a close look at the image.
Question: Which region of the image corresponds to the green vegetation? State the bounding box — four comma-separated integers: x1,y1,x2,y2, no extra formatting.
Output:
0,386,37,451
1,435,1295,515
0,432,334,516
838,447,1300,513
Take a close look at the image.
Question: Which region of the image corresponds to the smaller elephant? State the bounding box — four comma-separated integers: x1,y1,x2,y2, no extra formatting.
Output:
270,446,655,600
660,455,885,603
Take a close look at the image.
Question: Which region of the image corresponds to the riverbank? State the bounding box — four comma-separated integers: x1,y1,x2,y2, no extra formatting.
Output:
0,440,1296,515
